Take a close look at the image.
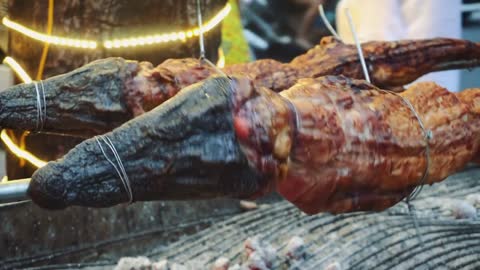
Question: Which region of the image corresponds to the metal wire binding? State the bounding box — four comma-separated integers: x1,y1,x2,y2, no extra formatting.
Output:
39,80,47,130
196,0,206,60
344,8,371,83
95,135,134,204
318,5,371,83
32,80,47,132
318,4,341,40
32,82,41,131
196,0,231,79
32,81,43,132
336,6,431,245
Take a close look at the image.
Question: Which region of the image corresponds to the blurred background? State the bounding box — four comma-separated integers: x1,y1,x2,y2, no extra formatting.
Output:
0,0,479,268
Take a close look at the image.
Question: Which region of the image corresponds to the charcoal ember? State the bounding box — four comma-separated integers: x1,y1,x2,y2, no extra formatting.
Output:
212,257,230,270
441,199,477,219
114,256,152,270
466,193,480,208
244,236,277,269
227,264,243,270
239,200,258,211
244,251,270,270
169,263,188,270
285,236,306,261
151,260,169,270
323,261,342,270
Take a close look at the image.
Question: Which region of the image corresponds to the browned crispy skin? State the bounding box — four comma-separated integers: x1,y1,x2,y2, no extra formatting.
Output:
126,58,300,116
456,88,480,163
235,77,475,214
292,37,480,88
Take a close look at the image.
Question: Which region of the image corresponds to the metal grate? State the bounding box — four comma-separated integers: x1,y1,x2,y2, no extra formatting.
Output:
17,165,480,269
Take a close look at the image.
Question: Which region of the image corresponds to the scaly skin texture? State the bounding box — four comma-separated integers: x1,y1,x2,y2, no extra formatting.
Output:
27,77,267,209
27,75,478,214
1,37,479,138
292,37,480,88
0,58,136,137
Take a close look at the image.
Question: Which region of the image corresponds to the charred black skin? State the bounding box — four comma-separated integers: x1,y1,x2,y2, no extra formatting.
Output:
0,58,133,138
27,77,264,209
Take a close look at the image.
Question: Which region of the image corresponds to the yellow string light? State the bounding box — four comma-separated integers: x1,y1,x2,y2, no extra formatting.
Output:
3,3,231,50
2,17,97,49
0,130,47,168
3,57,32,84
104,3,231,49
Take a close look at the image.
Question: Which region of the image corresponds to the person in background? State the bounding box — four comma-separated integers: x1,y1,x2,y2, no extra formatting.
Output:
336,0,462,92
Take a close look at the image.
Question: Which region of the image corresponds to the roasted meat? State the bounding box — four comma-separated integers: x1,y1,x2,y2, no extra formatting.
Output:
27,75,476,214
292,37,480,88
1,37,479,137
456,88,480,163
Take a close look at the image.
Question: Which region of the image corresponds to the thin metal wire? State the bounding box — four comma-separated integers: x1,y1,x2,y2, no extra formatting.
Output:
379,89,432,201
104,136,132,202
32,81,42,131
196,0,206,59
376,89,431,248
195,0,231,80
39,80,47,130
32,80,47,132
339,7,431,204
318,4,341,40
344,8,371,83
340,9,431,244
95,135,133,204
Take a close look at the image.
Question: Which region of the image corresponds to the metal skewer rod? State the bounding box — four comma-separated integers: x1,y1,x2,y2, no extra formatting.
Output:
0,178,31,204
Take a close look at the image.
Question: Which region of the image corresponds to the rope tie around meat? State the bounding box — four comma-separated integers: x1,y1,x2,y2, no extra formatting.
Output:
95,135,134,204
32,81,47,132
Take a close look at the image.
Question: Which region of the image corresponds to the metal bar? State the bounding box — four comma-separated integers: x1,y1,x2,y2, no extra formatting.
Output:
0,178,31,204
345,8,371,83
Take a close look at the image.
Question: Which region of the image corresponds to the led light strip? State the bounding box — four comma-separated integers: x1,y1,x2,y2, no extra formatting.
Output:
3,57,32,84
2,17,97,49
0,130,47,168
3,3,231,50
104,3,231,48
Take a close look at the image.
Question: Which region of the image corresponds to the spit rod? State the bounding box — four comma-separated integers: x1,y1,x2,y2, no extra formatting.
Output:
0,178,30,204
